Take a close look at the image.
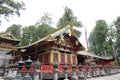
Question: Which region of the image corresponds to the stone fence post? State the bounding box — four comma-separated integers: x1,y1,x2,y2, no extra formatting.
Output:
14,58,24,80
78,64,86,80
92,65,97,77
24,56,32,80
53,62,59,80
33,60,41,80
71,64,78,80
100,65,105,76
63,64,69,80
86,65,91,78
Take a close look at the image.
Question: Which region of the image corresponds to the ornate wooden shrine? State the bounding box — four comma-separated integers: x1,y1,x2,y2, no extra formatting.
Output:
15,25,115,74
0,26,117,79
0,32,20,67
17,25,85,66
0,32,20,50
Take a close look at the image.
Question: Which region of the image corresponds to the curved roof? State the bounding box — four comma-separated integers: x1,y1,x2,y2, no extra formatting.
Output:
0,32,20,44
77,51,114,60
18,25,85,50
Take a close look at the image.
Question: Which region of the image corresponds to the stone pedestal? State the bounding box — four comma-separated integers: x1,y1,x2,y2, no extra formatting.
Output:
53,62,59,80
78,64,86,80
71,65,78,80
86,66,91,78
63,64,69,80
34,70,39,80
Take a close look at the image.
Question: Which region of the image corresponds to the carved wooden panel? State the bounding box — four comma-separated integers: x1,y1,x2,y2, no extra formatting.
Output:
39,55,43,63
67,54,71,64
61,54,65,64
72,56,76,64
44,53,49,64
55,36,73,48
53,53,58,62
0,42,14,49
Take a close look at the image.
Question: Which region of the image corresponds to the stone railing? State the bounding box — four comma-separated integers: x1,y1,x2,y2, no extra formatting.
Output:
0,57,120,80
1,64,120,80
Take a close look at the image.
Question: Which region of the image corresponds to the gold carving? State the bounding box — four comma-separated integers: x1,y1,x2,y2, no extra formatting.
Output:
75,41,78,45
68,29,72,36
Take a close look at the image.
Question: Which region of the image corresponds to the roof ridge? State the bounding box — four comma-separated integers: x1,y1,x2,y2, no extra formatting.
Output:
0,32,20,41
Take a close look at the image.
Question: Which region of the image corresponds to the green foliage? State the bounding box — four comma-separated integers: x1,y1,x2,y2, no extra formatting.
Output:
5,24,23,47
20,26,36,46
57,7,82,37
114,16,120,61
35,13,55,40
19,25,55,46
0,6,83,47
36,13,53,26
5,24,22,39
1,13,55,47
115,16,120,47
88,30,97,53
115,16,120,28
89,20,109,56
94,20,108,46
0,0,25,23
89,19,117,58
57,7,82,28
19,13,55,46
37,24,55,39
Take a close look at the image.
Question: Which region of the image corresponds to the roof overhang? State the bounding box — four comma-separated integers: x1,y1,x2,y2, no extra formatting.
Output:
0,37,20,45
18,25,85,51
0,50,10,54
77,51,114,61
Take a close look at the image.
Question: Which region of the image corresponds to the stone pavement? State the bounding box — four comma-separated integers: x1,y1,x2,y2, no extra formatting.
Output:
0,74,120,80
87,73,120,80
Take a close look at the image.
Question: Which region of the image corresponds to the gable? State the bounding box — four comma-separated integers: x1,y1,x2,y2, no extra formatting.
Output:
18,25,85,51
0,32,20,45
0,32,17,40
55,34,78,48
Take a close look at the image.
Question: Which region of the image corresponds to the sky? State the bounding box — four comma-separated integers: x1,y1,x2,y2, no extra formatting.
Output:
1,0,120,49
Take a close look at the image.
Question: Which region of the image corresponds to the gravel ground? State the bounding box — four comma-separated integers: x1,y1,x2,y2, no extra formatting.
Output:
87,73,120,80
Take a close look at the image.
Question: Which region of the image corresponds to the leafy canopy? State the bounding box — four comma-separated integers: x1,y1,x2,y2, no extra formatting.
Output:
57,7,82,37
0,0,25,24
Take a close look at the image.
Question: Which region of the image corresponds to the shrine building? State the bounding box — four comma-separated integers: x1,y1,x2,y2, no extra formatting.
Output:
17,25,85,66
0,32,20,67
